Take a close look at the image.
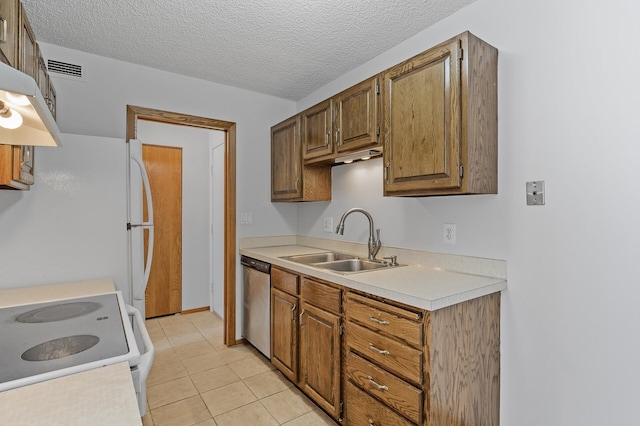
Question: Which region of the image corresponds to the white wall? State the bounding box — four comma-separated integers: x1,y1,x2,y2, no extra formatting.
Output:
298,0,640,424
39,42,299,243
136,120,221,312
0,134,129,292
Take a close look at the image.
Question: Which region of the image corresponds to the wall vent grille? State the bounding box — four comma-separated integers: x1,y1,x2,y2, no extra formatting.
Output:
47,60,83,78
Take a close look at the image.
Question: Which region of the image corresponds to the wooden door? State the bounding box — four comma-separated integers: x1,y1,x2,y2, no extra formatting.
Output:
271,288,298,382
299,301,341,419
302,99,333,160
382,38,462,194
143,144,182,318
271,116,301,201
335,76,381,153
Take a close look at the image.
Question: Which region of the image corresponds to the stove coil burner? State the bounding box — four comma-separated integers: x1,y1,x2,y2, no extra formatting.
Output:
21,335,100,361
15,302,102,323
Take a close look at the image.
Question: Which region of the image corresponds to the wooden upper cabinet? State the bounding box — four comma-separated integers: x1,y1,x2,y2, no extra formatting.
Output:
18,2,36,80
0,0,18,67
271,115,331,202
36,44,56,119
334,75,381,154
302,75,382,165
272,116,302,201
0,145,33,190
382,31,498,196
302,99,333,160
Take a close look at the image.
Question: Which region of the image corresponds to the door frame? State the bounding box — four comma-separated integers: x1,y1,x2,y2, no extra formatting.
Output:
126,105,238,346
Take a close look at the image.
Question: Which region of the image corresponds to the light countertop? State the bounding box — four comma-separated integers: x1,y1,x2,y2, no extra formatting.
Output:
241,245,507,311
0,362,141,426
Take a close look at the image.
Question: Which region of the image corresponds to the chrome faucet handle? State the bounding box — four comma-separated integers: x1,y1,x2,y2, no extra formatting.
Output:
370,229,381,259
383,255,398,266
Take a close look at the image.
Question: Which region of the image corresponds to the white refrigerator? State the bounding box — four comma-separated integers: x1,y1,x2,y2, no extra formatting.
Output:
127,139,154,317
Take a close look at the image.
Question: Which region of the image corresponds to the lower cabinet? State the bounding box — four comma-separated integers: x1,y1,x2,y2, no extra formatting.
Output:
271,268,343,421
299,301,341,418
270,265,501,425
344,381,414,426
271,287,298,382
344,292,424,425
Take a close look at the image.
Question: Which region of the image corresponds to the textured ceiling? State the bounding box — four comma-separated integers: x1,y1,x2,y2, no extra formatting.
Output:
22,0,475,101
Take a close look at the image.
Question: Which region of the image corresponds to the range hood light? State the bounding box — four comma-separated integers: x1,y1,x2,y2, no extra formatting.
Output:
5,92,30,106
0,61,62,147
0,102,23,130
335,148,383,164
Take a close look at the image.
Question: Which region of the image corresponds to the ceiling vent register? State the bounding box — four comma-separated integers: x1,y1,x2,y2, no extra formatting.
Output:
47,60,83,80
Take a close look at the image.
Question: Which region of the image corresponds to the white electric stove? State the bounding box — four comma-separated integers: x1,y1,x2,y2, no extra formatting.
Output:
0,291,154,416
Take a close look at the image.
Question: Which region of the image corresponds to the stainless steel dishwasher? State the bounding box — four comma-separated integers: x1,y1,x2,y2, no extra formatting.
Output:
241,255,271,358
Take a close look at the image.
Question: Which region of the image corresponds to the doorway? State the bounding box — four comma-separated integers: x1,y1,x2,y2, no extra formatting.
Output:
142,144,183,318
126,105,238,346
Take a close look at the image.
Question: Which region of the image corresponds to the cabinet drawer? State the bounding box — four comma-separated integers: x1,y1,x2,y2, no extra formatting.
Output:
301,278,341,314
271,267,299,295
346,322,422,384
345,381,414,426
346,293,423,347
346,351,422,424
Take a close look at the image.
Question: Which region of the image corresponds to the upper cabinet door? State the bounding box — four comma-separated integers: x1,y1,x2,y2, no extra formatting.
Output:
334,76,381,154
382,39,462,194
271,116,302,201
382,32,498,197
0,0,18,67
302,99,333,161
18,3,36,80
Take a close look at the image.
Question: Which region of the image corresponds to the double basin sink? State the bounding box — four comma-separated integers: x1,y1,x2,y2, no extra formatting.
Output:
281,251,403,274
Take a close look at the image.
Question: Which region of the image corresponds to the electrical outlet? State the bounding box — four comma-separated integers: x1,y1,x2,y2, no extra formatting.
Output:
240,212,253,225
323,217,333,233
443,224,456,245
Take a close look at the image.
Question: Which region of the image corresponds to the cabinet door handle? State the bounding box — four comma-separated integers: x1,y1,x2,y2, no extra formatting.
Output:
0,17,7,44
369,343,389,355
369,316,389,325
367,376,389,391
368,419,375,426
325,132,329,146
291,304,296,321
335,129,340,145
299,309,305,326
294,177,299,191
384,162,390,183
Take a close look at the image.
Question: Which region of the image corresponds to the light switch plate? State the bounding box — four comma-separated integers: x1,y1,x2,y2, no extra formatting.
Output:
526,181,545,205
323,217,333,233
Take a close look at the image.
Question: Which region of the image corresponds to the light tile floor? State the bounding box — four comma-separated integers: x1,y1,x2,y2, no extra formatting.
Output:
142,311,337,426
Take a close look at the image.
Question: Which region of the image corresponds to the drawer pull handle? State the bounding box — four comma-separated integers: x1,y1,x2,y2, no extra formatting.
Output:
367,376,389,391
369,316,390,325
369,343,390,355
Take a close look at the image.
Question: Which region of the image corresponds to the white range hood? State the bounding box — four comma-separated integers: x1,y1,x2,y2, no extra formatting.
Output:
0,61,62,147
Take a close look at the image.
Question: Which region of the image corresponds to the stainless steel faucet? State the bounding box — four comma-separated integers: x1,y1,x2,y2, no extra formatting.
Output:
335,208,381,260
